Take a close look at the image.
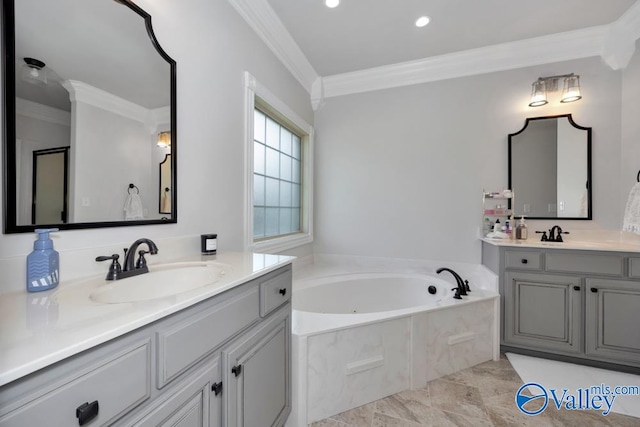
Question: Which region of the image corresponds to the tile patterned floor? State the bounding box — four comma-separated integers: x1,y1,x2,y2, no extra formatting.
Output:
310,355,640,427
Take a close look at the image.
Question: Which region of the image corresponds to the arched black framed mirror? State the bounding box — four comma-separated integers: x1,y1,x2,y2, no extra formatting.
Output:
508,114,592,220
2,0,177,233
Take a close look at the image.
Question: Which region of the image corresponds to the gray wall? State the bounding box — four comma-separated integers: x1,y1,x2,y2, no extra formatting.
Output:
0,0,314,263
313,56,626,263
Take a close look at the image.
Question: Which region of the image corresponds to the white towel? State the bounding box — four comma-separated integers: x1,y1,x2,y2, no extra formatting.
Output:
161,193,171,213
622,183,640,234
124,193,144,220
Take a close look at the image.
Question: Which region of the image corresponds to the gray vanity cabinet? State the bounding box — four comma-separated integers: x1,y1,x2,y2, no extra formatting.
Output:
222,306,291,427
131,358,221,427
586,278,640,364
0,264,292,427
504,271,582,353
482,242,639,369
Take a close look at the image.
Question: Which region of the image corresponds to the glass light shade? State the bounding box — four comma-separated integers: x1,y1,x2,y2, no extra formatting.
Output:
157,131,171,148
528,80,548,107
21,64,47,85
561,75,582,103
325,0,339,7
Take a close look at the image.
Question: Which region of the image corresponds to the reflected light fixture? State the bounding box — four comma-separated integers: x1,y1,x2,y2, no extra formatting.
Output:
157,131,171,148
325,0,339,8
528,73,582,107
21,57,48,85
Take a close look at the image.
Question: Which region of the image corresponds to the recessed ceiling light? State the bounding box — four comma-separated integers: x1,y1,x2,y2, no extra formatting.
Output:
415,16,430,28
325,0,340,8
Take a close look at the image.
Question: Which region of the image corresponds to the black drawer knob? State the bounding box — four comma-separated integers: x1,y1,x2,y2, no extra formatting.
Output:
279,288,287,296
232,365,242,377
211,382,223,396
521,259,528,264
591,287,598,293
573,286,581,291
76,401,99,426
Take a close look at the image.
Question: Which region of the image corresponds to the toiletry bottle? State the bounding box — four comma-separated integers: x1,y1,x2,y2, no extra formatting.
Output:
27,228,60,292
516,216,528,240
483,217,491,236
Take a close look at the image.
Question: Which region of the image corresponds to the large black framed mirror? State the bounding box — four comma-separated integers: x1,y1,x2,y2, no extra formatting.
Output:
508,114,592,220
2,0,177,233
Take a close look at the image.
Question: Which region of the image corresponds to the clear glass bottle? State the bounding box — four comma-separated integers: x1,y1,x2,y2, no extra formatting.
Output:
515,216,528,240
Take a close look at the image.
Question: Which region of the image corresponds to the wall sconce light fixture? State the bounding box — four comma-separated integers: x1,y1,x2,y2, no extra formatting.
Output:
157,131,171,148
528,73,582,107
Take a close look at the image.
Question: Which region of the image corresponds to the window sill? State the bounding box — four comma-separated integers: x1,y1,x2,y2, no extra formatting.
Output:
250,233,313,254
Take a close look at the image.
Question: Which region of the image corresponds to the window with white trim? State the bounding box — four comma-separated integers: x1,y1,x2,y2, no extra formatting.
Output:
244,72,313,252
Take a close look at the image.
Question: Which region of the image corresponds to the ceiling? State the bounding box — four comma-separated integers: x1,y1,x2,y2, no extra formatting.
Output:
15,0,171,112
266,0,638,77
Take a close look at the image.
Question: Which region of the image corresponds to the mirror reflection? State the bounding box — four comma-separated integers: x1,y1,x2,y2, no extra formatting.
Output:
508,114,592,219
4,0,176,232
159,154,172,215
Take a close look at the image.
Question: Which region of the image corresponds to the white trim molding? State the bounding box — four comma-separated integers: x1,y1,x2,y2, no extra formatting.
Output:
62,80,168,133
228,0,318,94
16,98,71,126
232,0,640,101
321,25,630,98
243,72,314,253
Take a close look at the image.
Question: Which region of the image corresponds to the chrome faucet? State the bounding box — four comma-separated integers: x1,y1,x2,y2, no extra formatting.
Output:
436,267,469,299
96,238,158,281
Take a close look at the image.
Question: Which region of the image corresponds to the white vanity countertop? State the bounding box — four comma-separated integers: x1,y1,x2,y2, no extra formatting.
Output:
0,251,293,387
481,234,640,253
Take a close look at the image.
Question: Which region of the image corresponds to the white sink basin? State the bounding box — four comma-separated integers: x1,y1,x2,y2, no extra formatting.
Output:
90,261,230,304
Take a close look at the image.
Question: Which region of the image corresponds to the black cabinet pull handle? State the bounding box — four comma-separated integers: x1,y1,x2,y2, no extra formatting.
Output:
76,401,99,426
211,382,223,396
573,286,581,291
591,287,598,293
521,259,528,264
279,288,287,296
232,365,242,377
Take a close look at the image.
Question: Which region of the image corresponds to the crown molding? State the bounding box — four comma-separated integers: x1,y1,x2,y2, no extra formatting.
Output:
231,0,640,101
602,0,640,70
62,80,167,133
227,0,318,94
16,97,71,126
322,26,615,98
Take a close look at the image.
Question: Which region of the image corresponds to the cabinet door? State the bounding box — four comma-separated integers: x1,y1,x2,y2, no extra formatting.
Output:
129,357,221,427
504,272,582,353
222,306,291,427
586,279,640,366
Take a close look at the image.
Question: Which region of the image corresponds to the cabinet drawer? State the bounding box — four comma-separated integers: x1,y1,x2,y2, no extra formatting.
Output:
546,252,623,276
629,258,640,278
0,341,150,427
505,250,542,270
260,267,292,317
157,286,259,387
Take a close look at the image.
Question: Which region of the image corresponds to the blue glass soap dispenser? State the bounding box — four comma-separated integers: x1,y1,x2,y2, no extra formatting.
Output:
27,228,60,292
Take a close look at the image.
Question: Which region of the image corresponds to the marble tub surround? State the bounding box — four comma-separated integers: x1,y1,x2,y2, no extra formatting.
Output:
290,255,500,426
293,254,499,293
482,229,640,252
310,355,640,427
0,251,293,387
